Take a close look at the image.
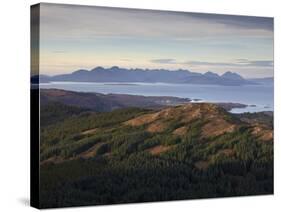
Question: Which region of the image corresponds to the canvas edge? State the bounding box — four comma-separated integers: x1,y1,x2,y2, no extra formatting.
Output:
30,3,40,209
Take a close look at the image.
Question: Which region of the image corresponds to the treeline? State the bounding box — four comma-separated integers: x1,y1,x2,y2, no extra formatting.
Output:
40,102,90,127
40,107,149,157
40,150,273,208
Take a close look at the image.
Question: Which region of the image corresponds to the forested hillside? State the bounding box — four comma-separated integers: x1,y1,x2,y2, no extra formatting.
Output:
39,102,273,208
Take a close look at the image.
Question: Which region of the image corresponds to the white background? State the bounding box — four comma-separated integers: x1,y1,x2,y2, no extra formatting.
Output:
0,0,280,211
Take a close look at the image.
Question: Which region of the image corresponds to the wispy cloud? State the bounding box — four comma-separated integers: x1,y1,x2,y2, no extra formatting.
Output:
235,59,273,67
150,58,273,68
185,60,273,68
150,59,177,64
184,61,232,66
189,13,273,31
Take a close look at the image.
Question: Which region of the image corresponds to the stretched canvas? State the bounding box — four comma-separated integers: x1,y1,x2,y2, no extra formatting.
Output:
31,3,274,209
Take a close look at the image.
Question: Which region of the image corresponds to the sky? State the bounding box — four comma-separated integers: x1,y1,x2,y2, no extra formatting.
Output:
38,3,274,78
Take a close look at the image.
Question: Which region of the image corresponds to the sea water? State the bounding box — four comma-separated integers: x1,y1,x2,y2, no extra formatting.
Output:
40,82,273,113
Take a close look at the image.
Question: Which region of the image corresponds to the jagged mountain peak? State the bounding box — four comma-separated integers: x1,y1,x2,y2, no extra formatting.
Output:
204,71,220,78
221,71,244,80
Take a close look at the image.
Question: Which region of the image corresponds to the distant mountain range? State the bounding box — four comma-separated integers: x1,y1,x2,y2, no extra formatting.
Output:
32,66,272,86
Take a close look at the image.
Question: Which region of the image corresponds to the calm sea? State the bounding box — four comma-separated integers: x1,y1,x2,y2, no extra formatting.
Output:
40,82,274,113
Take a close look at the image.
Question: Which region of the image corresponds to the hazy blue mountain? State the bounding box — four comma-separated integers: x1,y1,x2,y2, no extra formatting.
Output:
221,71,244,81
204,71,220,78
43,66,256,86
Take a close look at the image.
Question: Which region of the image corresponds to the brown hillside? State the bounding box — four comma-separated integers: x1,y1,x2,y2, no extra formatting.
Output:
125,103,238,138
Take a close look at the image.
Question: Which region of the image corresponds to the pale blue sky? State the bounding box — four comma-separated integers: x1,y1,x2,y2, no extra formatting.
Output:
39,3,274,78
